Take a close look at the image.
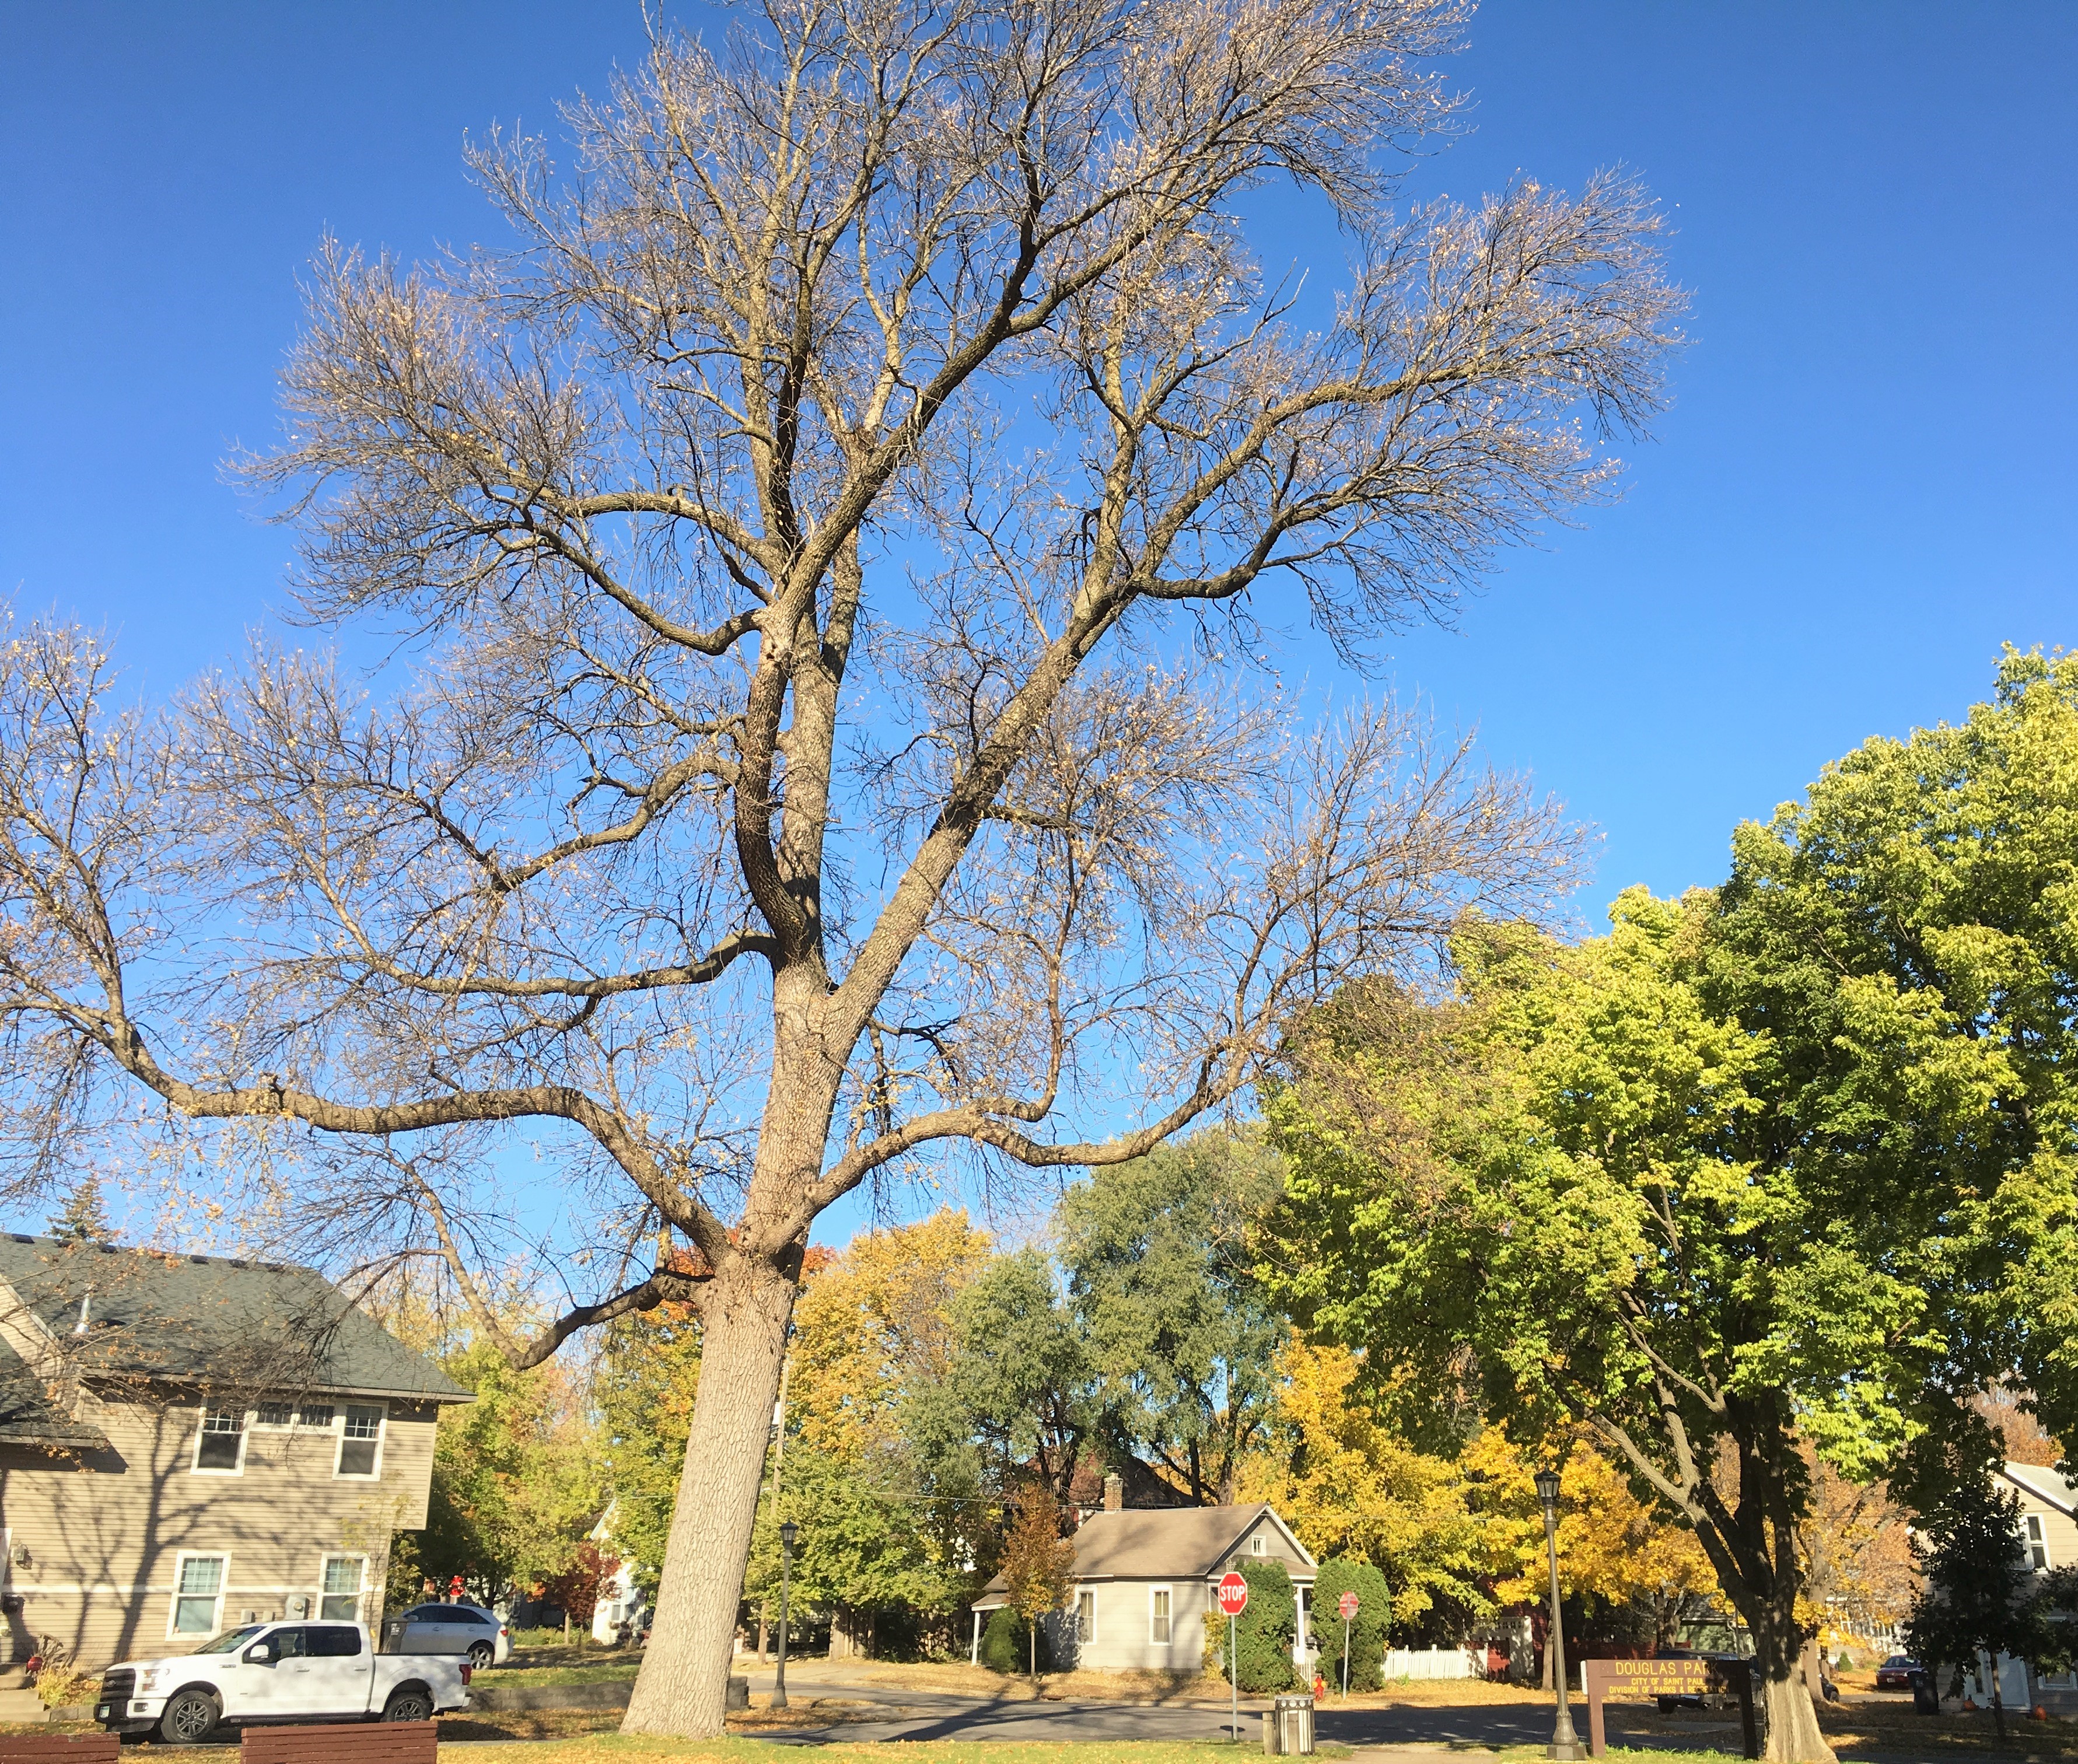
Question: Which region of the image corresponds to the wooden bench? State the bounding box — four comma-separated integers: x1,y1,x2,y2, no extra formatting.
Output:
0,1739,121,1762
240,1722,437,1763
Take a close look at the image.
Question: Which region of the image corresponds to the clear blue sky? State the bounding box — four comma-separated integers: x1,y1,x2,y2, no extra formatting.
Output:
2,2,2074,1242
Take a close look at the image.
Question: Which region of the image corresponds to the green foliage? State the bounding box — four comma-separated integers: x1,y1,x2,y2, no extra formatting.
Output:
1265,655,2078,1710
949,1249,1099,1501
1059,1132,1285,1504
1226,1558,1300,1693
1311,1559,1390,1692
1906,1472,2041,1717
761,1435,970,1617
423,1338,598,1604
979,1604,1026,1673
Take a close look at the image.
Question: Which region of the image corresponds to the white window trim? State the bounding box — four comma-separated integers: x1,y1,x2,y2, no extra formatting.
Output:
190,1406,249,1476
1149,1583,1173,1646
251,1401,297,1431
166,1552,230,1640
1075,1587,1096,1644
334,1402,387,1480
1250,1533,1267,1555
317,1551,370,1623
2024,1514,2053,1571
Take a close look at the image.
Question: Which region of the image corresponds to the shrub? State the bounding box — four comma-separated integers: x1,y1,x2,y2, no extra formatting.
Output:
979,1605,1024,1673
1227,1559,1300,1693
1312,1560,1391,1693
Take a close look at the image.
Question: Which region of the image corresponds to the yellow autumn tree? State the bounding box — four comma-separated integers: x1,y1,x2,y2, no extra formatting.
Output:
1237,1342,1488,1631
1464,1428,1719,1648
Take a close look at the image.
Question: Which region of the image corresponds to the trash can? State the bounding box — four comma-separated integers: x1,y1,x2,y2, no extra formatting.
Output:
727,1675,749,1711
1912,1671,1940,1716
1262,1694,1315,1755
379,1616,408,1656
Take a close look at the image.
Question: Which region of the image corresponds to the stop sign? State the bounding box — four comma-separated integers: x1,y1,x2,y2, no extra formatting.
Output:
1339,1590,1360,1620
1217,1572,1249,1616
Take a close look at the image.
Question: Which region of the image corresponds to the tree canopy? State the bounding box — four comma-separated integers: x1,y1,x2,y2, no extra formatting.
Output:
1263,647,2078,1763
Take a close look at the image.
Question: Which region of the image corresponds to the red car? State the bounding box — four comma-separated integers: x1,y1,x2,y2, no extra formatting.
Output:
1876,1655,1920,1690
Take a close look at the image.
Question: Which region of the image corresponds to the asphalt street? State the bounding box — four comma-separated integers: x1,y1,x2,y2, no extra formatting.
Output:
727,1668,1750,1751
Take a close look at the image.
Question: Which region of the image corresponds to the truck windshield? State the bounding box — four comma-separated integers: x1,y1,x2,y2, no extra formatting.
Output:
192,1626,264,1656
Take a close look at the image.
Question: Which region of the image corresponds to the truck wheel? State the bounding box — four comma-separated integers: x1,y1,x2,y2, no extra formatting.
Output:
382,1686,435,1723
467,1640,495,1670
158,1687,220,1745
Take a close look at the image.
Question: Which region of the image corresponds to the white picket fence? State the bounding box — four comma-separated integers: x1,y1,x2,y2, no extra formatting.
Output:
1383,1646,1485,1681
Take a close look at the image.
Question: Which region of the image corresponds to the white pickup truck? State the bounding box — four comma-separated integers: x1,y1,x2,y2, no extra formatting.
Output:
95,1619,472,1744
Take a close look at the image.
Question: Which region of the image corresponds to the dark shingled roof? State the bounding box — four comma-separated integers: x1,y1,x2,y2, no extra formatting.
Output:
978,1503,1314,1600
0,1234,469,1404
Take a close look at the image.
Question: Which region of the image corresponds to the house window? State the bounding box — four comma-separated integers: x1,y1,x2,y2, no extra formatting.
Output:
335,1405,384,1478
170,1555,226,1636
320,1556,366,1622
1150,1586,1172,1645
193,1408,246,1474
1251,1534,1267,1555
255,1402,293,1429
1076,1589,1096,1643
2025,1515,2051,1570
298,1402,334,1428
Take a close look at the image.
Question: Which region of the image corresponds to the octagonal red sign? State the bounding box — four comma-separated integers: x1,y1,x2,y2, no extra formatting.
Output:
1217,1572,1249,1616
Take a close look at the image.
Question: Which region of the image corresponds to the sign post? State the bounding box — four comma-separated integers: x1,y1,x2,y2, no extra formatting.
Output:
1218,1572,1250,1743
1338,1590,1359,1698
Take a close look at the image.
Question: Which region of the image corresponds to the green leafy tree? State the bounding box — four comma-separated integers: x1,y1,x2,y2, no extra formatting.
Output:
424,1339,598,1604
999,1483,1076,1675
1906,1471,2041,1741
1059,1132,1285,1504
1312,1559,1391,1692
1268,649,2078,1764
949,1251,1099,1506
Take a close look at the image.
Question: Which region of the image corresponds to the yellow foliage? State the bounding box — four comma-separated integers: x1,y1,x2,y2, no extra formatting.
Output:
1461,1430,1715,1612
790,1208,993,1461
1236,1342,1486,1625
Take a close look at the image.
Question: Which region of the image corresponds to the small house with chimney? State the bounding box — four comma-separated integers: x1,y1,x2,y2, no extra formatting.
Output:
972,1474,1316,1673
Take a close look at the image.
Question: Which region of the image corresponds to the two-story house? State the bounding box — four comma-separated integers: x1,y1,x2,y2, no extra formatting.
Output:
0,1233,470,1668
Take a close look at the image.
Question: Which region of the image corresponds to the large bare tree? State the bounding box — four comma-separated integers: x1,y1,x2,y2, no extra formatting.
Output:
0,0,1680,1732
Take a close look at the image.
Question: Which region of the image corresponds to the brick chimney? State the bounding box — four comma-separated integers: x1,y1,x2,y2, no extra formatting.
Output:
1104,1472,1123,1512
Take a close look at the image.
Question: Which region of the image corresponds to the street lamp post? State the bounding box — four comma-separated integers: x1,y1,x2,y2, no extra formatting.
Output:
1534,1469,1583,1762
774,1519,799,1713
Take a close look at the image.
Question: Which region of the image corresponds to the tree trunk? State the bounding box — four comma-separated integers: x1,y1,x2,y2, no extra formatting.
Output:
621,1254,797,1737
1745,1569,1834,1764
1989,1652,2006,1744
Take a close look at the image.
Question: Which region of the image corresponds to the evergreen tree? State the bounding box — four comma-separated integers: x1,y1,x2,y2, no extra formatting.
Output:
1906,1470,2042,1741
1313,1559,1391,1693
47,1175,109,1243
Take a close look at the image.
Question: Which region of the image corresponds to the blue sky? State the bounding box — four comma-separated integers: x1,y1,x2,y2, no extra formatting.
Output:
3,1,2074,1245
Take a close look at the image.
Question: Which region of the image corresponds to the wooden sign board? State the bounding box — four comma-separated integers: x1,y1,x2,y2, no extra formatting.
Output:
1582,1658,1757,1760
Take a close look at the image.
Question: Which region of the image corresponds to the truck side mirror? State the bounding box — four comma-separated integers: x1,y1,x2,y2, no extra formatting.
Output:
243,1644,275,1667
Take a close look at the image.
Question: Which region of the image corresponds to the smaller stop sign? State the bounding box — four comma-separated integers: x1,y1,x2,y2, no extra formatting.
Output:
1217,1572,1249,1616
1339,1590,1360,1620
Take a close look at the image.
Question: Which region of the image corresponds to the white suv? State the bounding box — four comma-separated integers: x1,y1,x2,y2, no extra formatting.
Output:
392,1603,512,1668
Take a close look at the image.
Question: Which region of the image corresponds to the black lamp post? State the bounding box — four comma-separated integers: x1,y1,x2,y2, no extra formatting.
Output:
774,1519,799,1713
1535,1469,1583,1761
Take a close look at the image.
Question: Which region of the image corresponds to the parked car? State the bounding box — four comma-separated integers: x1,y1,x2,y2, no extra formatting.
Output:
392,1602,513,1667
95,1619,471,1744
1875,1654,1922,1691
1653,1646,1753,1713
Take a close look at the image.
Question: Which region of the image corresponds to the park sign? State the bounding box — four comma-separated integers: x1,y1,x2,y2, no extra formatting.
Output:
1338,1591,1359,1620
1581,1658,1757,1760
1217,1572,1250,1617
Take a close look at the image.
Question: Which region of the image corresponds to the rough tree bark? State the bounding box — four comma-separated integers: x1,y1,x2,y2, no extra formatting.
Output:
0,0,1680,1739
